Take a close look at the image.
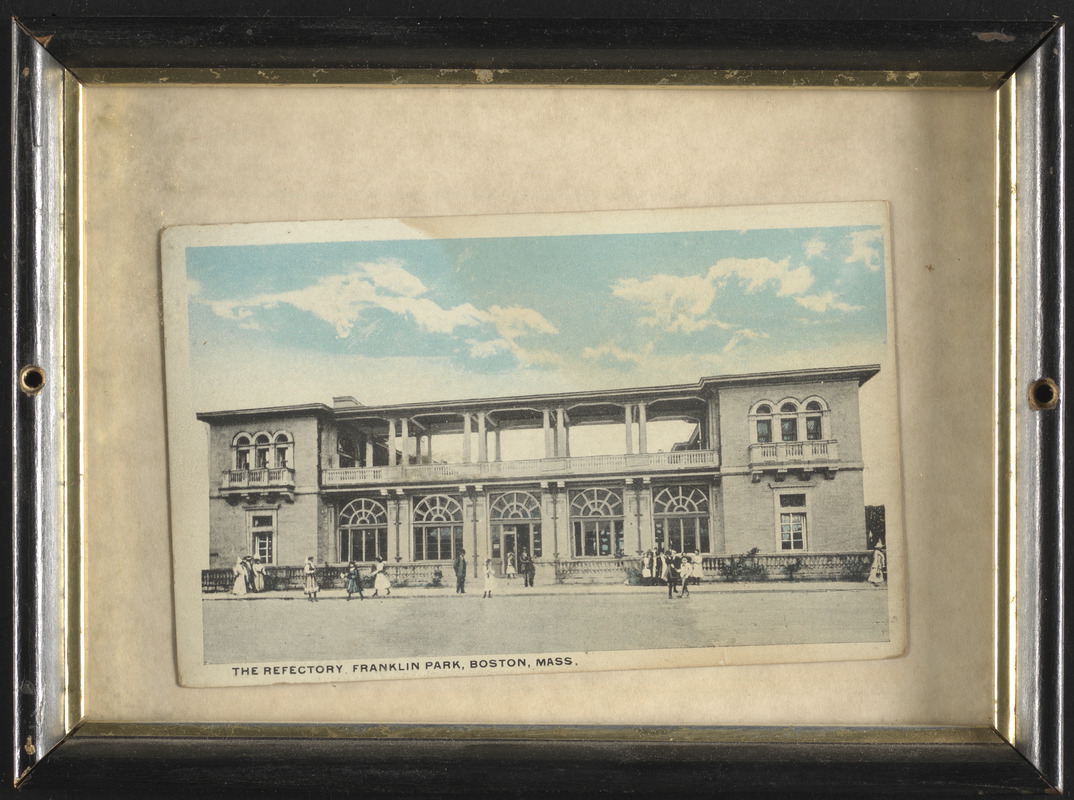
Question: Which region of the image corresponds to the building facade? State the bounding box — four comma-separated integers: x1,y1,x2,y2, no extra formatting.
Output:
198,365,878,582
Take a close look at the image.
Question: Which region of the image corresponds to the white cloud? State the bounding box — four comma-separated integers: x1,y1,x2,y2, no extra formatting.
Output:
708,257,815,297
845,229,883,271
721,328,768,353
203,261,558,368
805,238,827,259
795,291,863,313
611,257,813,334
467,338,510,359
611,273,718,333
582,341,654,366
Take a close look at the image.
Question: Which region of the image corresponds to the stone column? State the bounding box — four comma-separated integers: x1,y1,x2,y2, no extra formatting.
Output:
543,410,554,458
365,438,374,468
494,429,502,462
462,414,472,463
624,405,634,454
477,412,488,462
387,419,397,467
638,403,648,454
556,408,567,458
400,417,410,464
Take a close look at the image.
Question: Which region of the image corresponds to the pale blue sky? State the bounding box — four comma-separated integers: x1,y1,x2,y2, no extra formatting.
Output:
186,223,888,408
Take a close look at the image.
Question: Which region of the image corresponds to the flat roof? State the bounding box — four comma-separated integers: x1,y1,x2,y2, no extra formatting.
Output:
195,364,879,422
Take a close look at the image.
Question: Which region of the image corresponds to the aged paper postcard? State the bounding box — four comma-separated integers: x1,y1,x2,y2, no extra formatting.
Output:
162,202,904,687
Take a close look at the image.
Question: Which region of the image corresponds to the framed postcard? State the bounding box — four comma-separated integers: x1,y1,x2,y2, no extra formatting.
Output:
161,203,903,687
8,1,1068,796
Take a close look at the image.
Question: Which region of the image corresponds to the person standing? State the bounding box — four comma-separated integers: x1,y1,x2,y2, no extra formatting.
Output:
345,561,364,601
453,548,468,594
666,550,682,599
868,543,887,586
240,556,254,592
372,557,392,597
520,549,535,588
642,550,654,586
679,554,694,597
303,556,319,602
231,557,247,595
483,559,497,599
505,550,517,580
252,558,266,593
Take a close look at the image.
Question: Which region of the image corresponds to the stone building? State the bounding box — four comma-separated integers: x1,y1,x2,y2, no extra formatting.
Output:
197,364,878,583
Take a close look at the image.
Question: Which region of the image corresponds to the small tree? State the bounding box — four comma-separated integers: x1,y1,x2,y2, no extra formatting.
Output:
717,548,769,582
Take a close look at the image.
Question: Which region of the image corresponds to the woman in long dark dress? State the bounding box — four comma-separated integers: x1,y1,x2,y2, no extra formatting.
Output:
345,561,364,601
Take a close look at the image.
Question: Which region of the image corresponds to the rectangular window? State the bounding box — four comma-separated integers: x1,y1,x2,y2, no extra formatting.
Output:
275,446,289,468
247,512,276,564
342,529,386,562
806,416,822,440
253,532,273,562
780,512,806,550
573,520,623,557
415,525,461,560
756,419,772,443
698,516,710,553
532,524,542,558
654,519,665,549
780,494,806,508
780,418,798,442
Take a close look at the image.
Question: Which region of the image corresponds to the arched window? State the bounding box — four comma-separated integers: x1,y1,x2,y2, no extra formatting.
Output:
653,486,711,553
570,488,624,558
232,433,252,470
749,402,774,444
490,491,541,520
490,491,543,566
339,498,388,562
803,397,829,441
273,432,293,469
778,402,799,442
253,432,272,469
412,495,464,561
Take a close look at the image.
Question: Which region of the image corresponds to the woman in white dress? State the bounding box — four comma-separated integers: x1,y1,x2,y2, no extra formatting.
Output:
231,557,247,595
868,544,887,586
505,551,517,580
642,550,654,585
483,559,497,599
252,558,266,593
372,558,392,597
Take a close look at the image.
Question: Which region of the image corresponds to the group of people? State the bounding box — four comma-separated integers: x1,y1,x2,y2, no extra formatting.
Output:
231,555,266,595
301,556,392,602
502,550,536,587
641,548,704,599
452,548,536,599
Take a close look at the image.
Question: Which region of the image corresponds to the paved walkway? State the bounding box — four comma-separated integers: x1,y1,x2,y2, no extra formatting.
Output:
205,580,885,601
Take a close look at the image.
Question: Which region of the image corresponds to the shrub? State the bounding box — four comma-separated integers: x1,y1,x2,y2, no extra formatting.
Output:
717,548,769,582
425,568,444,589
782,557,804,581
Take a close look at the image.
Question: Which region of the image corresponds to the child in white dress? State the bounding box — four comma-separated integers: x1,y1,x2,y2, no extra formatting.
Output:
483,559,497,599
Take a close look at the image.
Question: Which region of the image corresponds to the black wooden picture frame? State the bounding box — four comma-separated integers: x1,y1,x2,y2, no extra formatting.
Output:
6,2,1068,796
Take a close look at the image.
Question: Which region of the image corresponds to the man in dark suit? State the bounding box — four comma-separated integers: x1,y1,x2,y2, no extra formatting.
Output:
520,549,535,588
453,549,467,593
666,550,682,599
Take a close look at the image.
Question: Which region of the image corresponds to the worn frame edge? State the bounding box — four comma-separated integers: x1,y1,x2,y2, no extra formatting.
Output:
6,11,1068,795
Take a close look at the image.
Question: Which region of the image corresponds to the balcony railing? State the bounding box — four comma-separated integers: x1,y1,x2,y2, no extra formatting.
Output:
221,467,296,490
748,439,838,467
322,449,719,487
